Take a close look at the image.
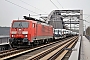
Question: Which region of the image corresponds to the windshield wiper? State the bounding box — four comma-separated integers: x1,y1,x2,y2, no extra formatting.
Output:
18,22,23,28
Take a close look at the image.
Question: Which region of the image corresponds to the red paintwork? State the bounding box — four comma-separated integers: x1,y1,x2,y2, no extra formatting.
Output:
10,19,53,42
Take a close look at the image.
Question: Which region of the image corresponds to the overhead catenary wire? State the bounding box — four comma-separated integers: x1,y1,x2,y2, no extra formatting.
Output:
50,0,59,9
83,14,90,19
84,15,90,20
83,19,90,23
56,0,64,9
82,14,90,23
5,0,39,14
19,0,48,14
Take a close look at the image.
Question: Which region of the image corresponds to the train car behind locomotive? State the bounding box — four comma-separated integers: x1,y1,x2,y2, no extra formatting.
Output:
54,29,67,39
9,16,53,47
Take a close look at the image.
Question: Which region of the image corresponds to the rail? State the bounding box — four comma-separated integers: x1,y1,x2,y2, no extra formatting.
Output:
68,35,81,60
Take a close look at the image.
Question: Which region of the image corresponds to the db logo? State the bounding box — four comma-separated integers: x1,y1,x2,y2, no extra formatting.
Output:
18,31,22,34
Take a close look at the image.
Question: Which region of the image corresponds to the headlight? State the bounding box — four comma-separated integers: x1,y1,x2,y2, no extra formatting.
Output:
11,31,17,34
12,35,14,37
25,35,27,37
22,31,28,34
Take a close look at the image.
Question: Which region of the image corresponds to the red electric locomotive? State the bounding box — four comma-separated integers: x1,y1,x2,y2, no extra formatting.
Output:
9,16,53,47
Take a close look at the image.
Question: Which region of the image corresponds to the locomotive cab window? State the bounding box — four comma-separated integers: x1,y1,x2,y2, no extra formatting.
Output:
12,21,29,28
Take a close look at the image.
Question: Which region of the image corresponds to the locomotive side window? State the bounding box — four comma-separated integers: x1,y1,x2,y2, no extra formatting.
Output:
54,30,58,33
32,23,35,28
12,21,29,28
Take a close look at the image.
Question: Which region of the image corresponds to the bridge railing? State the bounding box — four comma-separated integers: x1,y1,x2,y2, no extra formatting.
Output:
0,36,9,45
68,35,81,60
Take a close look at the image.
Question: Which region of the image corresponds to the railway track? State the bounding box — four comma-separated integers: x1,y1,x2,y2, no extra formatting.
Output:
26,36,78,60
0,36,78,60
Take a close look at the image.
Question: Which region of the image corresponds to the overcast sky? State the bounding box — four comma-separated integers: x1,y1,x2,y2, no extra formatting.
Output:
0,0,90,28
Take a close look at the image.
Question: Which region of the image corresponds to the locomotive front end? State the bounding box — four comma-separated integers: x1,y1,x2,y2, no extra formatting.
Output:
9,20,30,47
